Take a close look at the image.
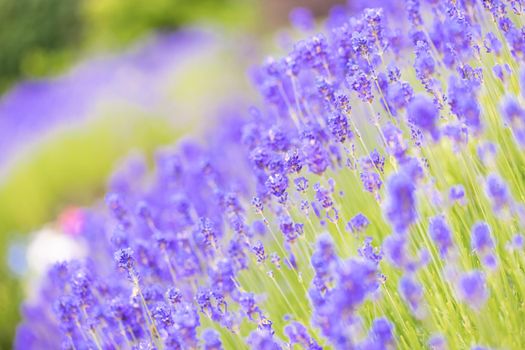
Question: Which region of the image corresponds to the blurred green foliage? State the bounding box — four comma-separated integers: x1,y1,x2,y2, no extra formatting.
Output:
83,0,256,46
0,0,83,91
0,0,255,92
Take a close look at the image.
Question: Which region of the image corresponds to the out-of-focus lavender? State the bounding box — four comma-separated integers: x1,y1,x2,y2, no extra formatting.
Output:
0,26,254,349
0,28,249,175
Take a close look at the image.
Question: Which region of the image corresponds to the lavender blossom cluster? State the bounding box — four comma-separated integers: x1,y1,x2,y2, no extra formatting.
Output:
15,0,525,349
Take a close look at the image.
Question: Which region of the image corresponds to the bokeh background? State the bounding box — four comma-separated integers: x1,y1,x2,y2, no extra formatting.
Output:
0,0,344,347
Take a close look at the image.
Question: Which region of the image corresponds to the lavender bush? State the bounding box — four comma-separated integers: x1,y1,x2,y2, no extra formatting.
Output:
15,0,525,349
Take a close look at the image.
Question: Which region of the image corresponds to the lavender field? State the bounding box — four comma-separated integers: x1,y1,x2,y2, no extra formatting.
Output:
3,0,525,349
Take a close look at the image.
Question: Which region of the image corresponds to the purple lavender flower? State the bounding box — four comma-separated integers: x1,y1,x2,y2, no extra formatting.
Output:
247,329,282,349
500,95,525,148
485,173,511,212
310,257,380,349
471,222,495,255
406,0,422,26
252,240,267,263
448,75,482,133
360,171,383,194
303,142,330,175
252,196,264,213
359,237,383,266
350,70,374,102
429,215,454,257
359,317,395,349
399,275,424,314
328,112,352,143
294,177,309,192
266,173,289,198
369,317,394,345
458,271,489,310
53,296,79,333
314,183,333,209
284,322,321,349
279,215,302,243
202,329,223,350
285,150,303,173
484,32,502,55
347,213,370,233
383,234,408,268
428,334,447,350
369,149,386,173
449,184,466,204
114,247,135,271
400,157,424,183
444,123,468,152
407,94,440,140
492,64,507,82
387,81,414,112
384,172,417,233
383,123,407,160
506,234,524,251
477,141,497,167
414,43,436,83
